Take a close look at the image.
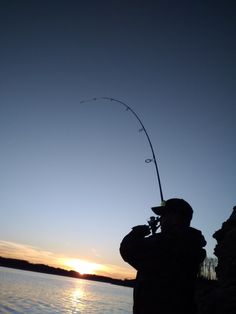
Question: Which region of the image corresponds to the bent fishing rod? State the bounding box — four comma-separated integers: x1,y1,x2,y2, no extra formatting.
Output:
80,97,164,232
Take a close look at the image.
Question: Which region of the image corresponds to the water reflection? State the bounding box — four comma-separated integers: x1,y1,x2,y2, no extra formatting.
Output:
0,267,132,313
72,286,86,312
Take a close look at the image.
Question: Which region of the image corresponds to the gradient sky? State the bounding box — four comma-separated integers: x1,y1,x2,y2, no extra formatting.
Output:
0,0,235,279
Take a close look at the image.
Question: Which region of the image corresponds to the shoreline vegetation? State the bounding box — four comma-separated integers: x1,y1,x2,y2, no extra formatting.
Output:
0,256,135,288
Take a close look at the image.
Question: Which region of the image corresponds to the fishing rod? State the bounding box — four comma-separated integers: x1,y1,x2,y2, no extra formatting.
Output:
80,97,164,206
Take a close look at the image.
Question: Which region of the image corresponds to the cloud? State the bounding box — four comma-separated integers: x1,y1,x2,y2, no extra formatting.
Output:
0,240,59,266
91,248,101,258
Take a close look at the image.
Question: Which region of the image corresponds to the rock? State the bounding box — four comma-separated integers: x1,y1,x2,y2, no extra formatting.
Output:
198,206,236,314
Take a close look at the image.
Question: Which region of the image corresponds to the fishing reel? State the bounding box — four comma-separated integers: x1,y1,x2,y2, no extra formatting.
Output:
147,216,161,235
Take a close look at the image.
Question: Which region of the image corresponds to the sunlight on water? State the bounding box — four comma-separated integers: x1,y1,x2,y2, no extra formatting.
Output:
0,267,132,313
72,287,85,304
72,288,86,312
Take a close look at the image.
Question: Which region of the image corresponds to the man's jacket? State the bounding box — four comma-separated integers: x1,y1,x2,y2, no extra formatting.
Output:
120,226,206,314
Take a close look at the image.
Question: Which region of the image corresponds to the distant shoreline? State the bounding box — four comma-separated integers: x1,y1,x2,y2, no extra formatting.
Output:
0,256,135,288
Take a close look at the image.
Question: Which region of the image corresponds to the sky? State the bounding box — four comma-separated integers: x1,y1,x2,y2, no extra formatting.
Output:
0,0,235,279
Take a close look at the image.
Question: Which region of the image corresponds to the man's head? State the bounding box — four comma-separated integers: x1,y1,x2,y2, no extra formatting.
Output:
152,198,193,231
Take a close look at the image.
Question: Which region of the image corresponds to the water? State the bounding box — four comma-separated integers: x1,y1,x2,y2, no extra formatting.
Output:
0,267,132,313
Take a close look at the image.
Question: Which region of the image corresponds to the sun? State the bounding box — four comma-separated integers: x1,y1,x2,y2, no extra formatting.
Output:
63,258,103,275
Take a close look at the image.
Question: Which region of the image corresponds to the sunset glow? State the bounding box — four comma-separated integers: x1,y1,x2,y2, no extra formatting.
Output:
63,259,104,275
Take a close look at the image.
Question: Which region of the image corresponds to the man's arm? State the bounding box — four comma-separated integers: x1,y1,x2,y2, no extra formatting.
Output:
120,225,150,269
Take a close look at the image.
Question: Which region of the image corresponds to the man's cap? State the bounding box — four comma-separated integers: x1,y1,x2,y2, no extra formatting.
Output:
151,198,193,219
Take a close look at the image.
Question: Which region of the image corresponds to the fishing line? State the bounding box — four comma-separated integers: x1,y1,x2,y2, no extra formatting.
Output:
80,97,164,203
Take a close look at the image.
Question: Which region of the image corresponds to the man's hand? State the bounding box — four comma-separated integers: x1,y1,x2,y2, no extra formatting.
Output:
132,225,151,237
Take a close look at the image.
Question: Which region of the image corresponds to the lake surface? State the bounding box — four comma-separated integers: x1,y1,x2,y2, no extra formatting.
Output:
0,267,132,313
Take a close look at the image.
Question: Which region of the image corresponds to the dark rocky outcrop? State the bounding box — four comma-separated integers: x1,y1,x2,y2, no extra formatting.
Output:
197,206,236,314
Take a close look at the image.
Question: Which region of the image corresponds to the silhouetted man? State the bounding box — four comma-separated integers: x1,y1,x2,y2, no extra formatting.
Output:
120,198,206,314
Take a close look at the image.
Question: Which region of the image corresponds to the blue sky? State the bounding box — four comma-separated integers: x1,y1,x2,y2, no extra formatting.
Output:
0,0,235,278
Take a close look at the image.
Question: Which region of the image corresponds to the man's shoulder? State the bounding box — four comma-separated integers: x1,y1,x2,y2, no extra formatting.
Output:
180,227,207,249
